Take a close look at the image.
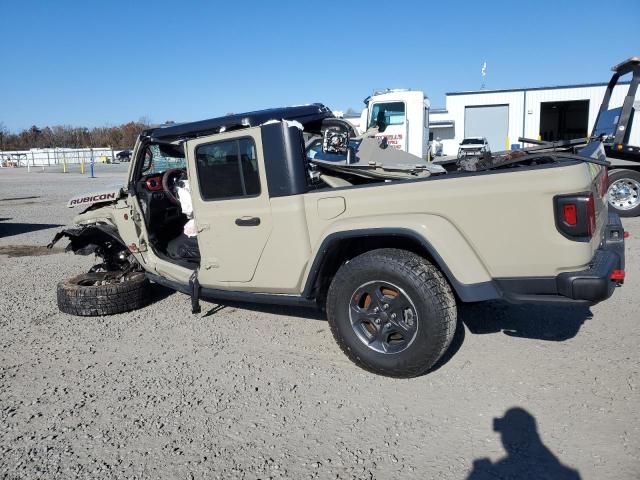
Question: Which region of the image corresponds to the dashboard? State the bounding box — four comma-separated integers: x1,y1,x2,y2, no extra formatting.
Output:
136,172,183,228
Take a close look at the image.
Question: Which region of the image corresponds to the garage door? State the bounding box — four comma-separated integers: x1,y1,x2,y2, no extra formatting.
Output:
464,105,509,152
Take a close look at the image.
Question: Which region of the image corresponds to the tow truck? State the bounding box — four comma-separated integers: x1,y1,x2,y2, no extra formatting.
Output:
347,89,432,159
587,56,640,217
518,57,640,216
353,57,640,216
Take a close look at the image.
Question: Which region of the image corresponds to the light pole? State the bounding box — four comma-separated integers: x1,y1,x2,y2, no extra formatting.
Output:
85,128,96,178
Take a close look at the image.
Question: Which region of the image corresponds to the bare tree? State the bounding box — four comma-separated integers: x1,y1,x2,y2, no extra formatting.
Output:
0,120,152,150
0,122,7,151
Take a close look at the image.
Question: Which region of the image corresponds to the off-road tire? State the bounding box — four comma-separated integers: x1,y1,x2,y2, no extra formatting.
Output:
326,248,457,378
57,272,150,316
607,169,640,217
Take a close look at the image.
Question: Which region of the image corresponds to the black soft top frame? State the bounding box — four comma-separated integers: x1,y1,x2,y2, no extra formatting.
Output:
144,104,334,142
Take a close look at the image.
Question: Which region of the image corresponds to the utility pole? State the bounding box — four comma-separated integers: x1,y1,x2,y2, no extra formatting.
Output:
87,128,96,178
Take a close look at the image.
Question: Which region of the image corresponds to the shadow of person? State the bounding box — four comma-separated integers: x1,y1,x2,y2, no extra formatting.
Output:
467,407,581,480
460,300,592,341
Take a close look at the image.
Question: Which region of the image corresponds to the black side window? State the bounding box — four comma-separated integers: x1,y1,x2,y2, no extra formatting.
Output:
196,138,260,200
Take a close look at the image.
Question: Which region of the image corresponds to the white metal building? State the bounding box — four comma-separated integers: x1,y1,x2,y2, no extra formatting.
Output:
430,82,640,156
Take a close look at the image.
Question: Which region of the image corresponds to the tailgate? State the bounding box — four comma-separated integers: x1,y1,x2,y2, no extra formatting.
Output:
588,163,609,251
551,161,610,272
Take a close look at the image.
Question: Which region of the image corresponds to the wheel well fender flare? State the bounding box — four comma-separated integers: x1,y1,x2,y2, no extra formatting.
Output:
302,228,500,303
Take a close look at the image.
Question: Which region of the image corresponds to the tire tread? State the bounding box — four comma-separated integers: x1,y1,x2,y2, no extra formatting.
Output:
326,248,457,378
57,272,150,316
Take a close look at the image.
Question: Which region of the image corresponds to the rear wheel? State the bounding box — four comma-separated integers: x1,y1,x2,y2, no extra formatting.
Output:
326,249,457,378
607,169,640,217
57,271,149,316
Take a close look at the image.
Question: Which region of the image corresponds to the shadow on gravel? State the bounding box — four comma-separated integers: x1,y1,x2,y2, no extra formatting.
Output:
0,195,41,202
148,283,178,303
144,286,591,377
0,245,64,257
429,319,466,373
0,221,64,238
429,301,592,374
202,304,228,317
460,300,592,342
467,407,581,479
203,301,326,321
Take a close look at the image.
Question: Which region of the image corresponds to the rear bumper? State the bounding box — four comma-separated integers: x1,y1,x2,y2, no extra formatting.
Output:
496,213,626,305
555,247,622,304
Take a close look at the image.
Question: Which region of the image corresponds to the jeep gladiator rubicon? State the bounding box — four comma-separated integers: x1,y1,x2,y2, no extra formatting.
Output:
49,104,626,378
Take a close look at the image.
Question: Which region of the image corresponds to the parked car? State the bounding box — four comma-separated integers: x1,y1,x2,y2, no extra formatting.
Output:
116,150,132,162
48,104,625,378
457,137,490,159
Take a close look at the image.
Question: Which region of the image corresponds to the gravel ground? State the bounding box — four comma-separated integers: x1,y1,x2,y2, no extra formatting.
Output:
1,166,639,479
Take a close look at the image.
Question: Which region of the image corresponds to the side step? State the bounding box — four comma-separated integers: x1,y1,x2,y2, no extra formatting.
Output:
145,272,318,311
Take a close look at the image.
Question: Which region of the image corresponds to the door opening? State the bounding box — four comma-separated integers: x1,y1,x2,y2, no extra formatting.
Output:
539,100,589,141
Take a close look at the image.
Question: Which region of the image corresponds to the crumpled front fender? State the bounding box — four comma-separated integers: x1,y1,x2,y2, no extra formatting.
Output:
47,224,126,256
72,202,118,226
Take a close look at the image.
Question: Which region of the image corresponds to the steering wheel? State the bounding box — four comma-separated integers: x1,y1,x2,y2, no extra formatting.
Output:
161,168,185,205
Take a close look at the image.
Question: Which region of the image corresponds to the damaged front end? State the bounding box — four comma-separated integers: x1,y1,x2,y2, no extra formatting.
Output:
46,184,140,272
47,224,132,272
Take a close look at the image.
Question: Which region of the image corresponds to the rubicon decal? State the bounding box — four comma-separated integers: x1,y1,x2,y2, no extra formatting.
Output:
67,189,120,208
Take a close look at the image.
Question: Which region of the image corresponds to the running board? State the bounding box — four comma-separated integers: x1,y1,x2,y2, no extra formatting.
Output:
145,272,318,310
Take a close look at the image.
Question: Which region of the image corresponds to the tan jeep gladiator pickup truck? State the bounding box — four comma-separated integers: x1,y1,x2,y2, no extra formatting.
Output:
49,104,626,377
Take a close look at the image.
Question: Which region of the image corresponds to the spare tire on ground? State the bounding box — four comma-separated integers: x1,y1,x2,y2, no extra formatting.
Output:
57,271,150,316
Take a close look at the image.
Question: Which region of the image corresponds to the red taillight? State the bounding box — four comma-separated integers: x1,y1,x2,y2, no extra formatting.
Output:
610,269,625,282
555,192,597,240
586,192,596,236
624,231,630,238
563,204,578,225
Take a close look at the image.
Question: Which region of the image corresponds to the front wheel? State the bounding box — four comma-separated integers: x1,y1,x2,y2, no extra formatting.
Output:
607,169,640,217
57,271,150,316
326,249,457,378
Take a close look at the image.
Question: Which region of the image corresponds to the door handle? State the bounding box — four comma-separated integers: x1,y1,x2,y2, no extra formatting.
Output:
235,216,261,226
